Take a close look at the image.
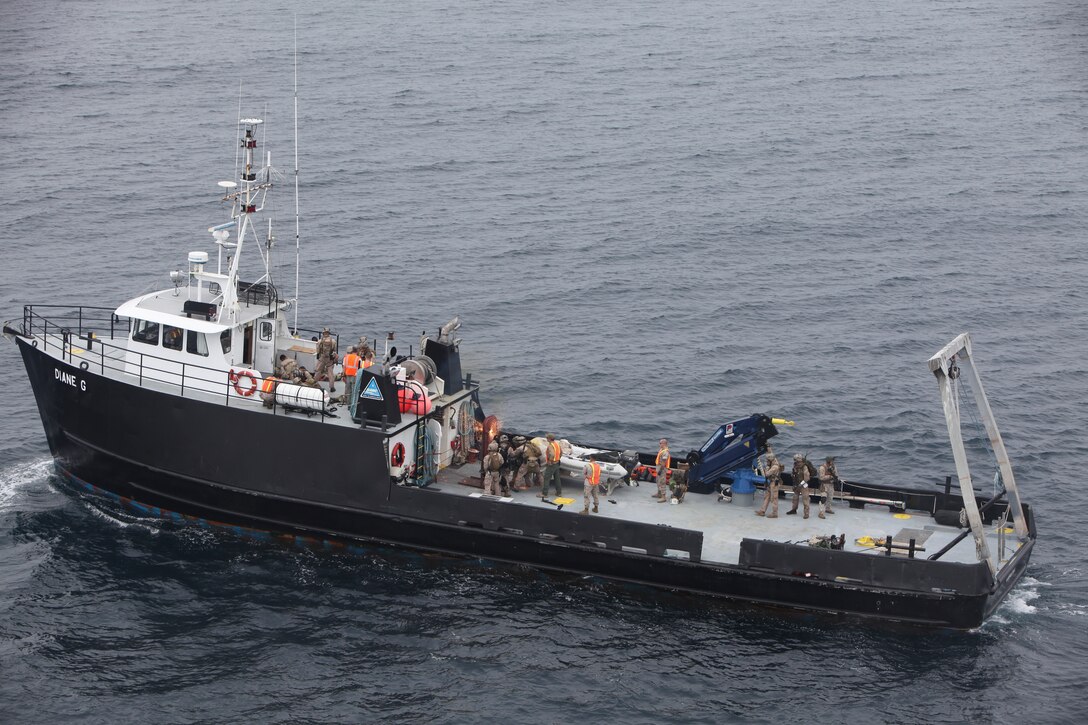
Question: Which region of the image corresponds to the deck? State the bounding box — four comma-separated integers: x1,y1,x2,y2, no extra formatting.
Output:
431,463,1021,570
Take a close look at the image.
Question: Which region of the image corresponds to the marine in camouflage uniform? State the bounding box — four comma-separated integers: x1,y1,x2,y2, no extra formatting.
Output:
296,367,317,388
541,433,563,498
482,441,505,496
818,456,838,519
515,438,543,493
755,453,783,518
498,435,520,492
669,465,689,503
274,354,290,379
315,328,337,393
279,356,299,381
788,453,812,519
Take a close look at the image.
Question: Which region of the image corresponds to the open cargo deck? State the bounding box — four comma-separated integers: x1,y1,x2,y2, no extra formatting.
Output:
432,463,1023,571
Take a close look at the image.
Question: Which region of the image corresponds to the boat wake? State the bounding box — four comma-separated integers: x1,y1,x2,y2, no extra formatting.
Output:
77,495,164,535
987,576,1046,626
1003,579,1042,615
0,458,54,512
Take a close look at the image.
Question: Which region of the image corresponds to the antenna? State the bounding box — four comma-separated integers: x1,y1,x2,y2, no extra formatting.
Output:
292,17,301,333
234,80,243,177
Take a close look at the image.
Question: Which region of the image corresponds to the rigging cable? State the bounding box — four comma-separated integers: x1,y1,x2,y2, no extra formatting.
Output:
954,363,999,496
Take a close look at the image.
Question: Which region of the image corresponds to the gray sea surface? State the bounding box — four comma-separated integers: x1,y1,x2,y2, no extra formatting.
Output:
2,0,1087,722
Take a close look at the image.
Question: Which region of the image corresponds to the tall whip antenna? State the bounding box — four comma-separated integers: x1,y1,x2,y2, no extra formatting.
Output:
234,80,244,176
292,18,302,333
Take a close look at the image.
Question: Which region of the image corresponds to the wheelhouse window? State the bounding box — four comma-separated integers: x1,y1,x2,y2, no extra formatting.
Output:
220,329,232,354
186,330,209,357
163,325,183,351
259,320,273,342
132,319,159,346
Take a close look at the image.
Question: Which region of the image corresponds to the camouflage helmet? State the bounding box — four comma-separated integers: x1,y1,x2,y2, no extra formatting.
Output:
499,434,509,443
826,455,836,463
513,435,526,444
488,441,499,451
793,453,803,461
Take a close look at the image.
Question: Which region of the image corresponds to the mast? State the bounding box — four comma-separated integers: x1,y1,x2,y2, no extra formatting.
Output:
208,118,274,326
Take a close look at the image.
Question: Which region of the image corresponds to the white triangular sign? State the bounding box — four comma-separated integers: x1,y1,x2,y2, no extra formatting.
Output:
361,377,383,401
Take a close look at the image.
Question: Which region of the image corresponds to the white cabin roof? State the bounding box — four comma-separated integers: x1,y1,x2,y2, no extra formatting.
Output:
115,289,228,333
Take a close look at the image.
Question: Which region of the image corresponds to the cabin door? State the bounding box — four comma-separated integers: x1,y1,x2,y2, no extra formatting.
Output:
254,318,276,373
242,322,254,366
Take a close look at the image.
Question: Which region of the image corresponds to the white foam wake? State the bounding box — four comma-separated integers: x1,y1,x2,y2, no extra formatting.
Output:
988,576,1044,626
78,498,162,534
0,457,54,511
1004,585,1040,615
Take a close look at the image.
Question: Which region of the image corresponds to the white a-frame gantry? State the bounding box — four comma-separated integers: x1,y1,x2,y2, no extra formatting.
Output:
928,333,1027,577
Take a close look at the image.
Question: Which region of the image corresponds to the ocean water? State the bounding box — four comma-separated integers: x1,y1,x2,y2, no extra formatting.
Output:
2,0,1087,722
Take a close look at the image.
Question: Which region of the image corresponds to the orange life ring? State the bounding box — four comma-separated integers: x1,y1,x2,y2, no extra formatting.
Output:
231,368,258,396
391,443,405,467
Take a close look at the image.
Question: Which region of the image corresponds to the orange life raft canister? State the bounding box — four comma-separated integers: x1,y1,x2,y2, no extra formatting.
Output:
397,382,433,415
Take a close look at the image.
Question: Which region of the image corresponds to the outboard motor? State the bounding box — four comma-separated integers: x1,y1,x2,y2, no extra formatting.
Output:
617,450,640,484
685,414,779,494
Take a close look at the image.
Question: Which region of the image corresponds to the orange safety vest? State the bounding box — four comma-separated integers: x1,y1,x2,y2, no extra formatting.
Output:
656,449,671,469
586,462,601,485
548,440,561,463
343,353,361,377
260,377,277,394
362,358,374,369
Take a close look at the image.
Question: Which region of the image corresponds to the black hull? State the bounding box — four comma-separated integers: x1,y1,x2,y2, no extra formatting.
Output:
16,337,1034,629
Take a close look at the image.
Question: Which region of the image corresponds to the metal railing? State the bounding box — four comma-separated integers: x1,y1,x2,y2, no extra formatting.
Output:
18,304,335,421
237,279,278,308
22,304,121,343
19,305,477,434
927,487,1009,562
